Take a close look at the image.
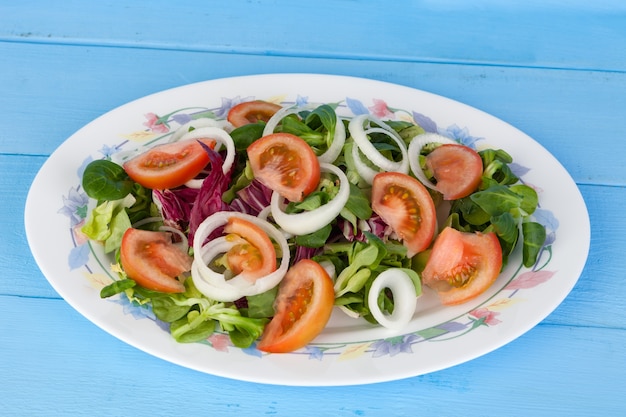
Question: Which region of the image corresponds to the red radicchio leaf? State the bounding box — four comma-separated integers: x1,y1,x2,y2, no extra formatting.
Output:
339,214,390,242
293,245,321,264
188,143,233,246
153,187,199,228
229,179,273,216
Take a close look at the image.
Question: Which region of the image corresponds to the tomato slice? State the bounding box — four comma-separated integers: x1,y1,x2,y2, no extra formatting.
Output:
421,226,502,305
223,217,277,281
371,172,437,256
123,138,215,190
247,133,320,202
425,144,483,200
227,100,282,128
257,259,335,353
120,228,192,293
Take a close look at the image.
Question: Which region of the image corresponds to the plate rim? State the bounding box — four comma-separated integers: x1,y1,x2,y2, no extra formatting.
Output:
24,73,591,386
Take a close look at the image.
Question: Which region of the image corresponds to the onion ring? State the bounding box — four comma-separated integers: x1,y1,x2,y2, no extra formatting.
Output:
348,115,409,183
350,141,379,185
318,114,346,164
262,104,309,136
263,103,346,164
407,133,458,191
270,163,350,235
367,268,417,330
177,126,236,175
169,118,232,143
191,211,290,302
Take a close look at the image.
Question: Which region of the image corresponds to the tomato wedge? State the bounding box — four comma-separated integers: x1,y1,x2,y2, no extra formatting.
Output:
257,259,335,353
223,217,277,282
120,228,192,293
123,138,215,190
227,100,282,128
421,226,502,305
371,172,437,256
425,144,483,200
247,133,320,202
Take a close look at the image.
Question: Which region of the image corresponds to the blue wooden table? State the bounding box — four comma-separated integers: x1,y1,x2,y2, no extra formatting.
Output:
2,1,625,415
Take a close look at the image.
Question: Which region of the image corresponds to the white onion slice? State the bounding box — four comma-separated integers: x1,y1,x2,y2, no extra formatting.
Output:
169,118,231,143
191,262,245,302
191,211,290,302
253,206,294,240
177,127,236,175
257,205,272,222
349,115,409,170
195,236,238,280
407,133,458,191
362,127,408,173
184,174,208,190
195,236,282,290
270,163,350,235
367,268,417,330
350,140,379,185
262,104,307,136
263,103,345,164
317,114,346,164
347,115,409,184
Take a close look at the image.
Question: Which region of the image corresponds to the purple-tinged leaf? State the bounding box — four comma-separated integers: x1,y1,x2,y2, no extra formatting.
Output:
188,145,232,245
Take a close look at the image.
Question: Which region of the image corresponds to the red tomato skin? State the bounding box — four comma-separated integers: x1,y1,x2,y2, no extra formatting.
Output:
223,217,277,281
227,100,282,128
425,144,483,200
247,133,320,202
123,138,215,190
371,172,437,256
120,228,192,293
421,227,502,305
257,259,335,353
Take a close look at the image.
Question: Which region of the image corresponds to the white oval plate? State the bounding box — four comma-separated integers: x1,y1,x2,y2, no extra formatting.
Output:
25,74,589,386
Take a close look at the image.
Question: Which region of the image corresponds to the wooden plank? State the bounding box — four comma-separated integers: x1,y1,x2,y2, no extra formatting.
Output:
1,295,623,415
2,2,624,416
543,184,626,329
2,1,626,72
2,42,626,186
0,155,60,299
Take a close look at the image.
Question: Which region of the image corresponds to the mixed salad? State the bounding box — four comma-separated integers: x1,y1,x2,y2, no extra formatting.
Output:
80,98,546,353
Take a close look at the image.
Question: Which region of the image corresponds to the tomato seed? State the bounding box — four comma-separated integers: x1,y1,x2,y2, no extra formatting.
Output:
382,184,424,236
447,265,476,288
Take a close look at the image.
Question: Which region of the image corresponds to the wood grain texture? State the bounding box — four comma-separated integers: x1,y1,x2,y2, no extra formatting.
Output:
2,0,626,71
1,296,624,416
1,1,624,415
2,42,626,186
